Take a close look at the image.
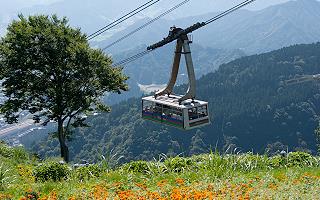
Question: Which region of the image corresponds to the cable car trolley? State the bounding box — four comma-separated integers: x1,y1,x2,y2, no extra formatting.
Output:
142,26,210,130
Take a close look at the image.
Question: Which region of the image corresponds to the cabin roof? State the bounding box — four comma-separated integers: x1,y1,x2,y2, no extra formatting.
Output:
142,95,208,109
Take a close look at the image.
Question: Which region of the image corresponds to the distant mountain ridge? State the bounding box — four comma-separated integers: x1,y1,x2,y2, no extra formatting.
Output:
100,0,320,54
0,0,308,39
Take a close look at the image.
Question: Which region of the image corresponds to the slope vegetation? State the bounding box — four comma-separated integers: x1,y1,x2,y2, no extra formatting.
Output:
1,143,320,199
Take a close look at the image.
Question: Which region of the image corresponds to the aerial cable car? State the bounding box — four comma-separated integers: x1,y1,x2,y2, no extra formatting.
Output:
140,0,257,129
142,26,210,130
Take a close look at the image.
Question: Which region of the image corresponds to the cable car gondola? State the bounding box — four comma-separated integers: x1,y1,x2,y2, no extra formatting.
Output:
142,27,210,129
142,95,209,130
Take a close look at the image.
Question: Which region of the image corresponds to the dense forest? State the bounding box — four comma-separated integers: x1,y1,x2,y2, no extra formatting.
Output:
32,42,320,163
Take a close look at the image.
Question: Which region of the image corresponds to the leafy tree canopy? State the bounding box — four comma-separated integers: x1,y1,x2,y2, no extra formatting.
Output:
0,15,128,162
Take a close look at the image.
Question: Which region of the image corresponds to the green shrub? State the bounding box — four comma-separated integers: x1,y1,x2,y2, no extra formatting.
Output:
0,144,13,158
122,161,151,174
269,155,285,168
0,143,29,161
75,164,102,180
286,152,315,167
268,152,318,168
33,162,70,182
164,157,196,173
12,146,29,160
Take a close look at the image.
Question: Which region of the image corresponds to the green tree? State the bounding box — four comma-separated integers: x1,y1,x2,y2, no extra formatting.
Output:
0,15,128,162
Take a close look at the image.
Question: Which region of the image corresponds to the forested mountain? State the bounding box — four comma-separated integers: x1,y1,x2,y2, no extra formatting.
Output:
100,0,320,54
32,42,320,163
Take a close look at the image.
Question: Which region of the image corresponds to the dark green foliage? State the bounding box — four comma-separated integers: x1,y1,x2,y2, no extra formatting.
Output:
268,155,286,168
33,162,70,182
287,152,315,167
74,165,102,180
268,152,318,168
164,157,196,173
122,161,150,174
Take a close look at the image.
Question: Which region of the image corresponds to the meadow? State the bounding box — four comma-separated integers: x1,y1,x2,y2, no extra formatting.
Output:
0,142,320,199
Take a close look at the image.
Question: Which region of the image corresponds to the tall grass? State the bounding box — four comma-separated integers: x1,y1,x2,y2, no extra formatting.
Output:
0,142,320,199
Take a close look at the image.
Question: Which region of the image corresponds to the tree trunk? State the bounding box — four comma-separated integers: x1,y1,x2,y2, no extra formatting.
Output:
58,118,69,162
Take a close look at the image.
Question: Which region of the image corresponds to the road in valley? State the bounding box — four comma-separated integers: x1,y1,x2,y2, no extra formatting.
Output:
0,119,34,138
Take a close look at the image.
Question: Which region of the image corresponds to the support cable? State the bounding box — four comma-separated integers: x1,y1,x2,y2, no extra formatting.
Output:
205,0,255,24
113,0,256,67
102,0,191,51
87,0,161,40
112,50,153,67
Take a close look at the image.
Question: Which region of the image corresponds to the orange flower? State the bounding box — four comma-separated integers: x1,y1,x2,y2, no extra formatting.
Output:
93,185,108,200
268,183,278,190
157,180,168,188
135,183,148,191
117,190,135,200
207,184,214,191
175,178,185,186
49,191,57,200
292,179,300,185
192,190,208,200
38,196,48,200
170,188,182,200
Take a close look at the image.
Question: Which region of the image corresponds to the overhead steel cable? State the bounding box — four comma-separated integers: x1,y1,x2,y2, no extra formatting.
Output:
204,0,255,24
147,0,256,50
87,0,161,40
102,0,192,51
112,50,152,67
113,0,256,67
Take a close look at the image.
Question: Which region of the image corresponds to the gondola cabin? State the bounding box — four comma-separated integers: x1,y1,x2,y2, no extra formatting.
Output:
142,95,210,130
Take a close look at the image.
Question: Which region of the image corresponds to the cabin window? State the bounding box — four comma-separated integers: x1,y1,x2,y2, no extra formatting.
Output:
188,107,198,120
162,107,183,121
188,105,208,120
197,105,208,117
142,100,154,112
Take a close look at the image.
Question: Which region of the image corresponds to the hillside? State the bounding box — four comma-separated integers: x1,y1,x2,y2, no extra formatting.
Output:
1,142,320,199
100,0,320,54
31,42,320,163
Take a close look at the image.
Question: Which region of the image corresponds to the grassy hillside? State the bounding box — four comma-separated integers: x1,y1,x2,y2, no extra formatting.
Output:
1,142,320,199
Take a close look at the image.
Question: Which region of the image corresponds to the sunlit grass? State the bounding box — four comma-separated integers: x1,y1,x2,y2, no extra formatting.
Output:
1,142,320,199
